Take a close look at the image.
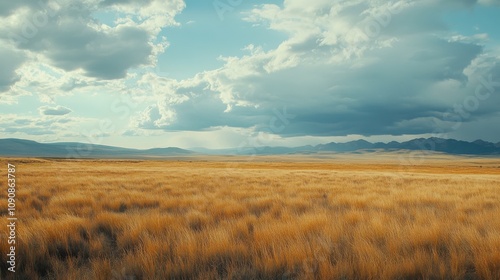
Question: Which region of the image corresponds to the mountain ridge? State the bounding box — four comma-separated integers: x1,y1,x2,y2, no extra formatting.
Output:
1,137,499,158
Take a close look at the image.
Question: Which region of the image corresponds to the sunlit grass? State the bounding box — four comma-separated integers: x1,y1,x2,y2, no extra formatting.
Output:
0,157,499,279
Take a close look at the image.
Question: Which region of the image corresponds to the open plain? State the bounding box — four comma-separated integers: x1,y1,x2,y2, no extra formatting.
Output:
1,154,500,279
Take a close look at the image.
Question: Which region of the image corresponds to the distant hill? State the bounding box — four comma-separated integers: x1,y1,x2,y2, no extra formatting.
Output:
0,138,194,158
314,138,500,155
195,138,500,156
1,138,499,158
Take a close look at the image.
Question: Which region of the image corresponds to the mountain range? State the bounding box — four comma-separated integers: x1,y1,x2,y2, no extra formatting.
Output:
0,138,499,158
199,137,500,156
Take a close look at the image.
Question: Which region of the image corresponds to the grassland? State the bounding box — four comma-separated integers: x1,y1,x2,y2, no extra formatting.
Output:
1,155,500,279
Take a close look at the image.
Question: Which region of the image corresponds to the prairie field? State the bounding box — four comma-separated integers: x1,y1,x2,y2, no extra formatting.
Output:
1,155,500,279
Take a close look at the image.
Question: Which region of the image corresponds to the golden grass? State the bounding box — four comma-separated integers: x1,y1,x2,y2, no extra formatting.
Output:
0,157,499,279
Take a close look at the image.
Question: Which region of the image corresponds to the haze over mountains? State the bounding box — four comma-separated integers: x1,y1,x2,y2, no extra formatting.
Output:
1,138,500,158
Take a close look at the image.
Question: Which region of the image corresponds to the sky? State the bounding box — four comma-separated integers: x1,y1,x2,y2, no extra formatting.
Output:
0,0,499,149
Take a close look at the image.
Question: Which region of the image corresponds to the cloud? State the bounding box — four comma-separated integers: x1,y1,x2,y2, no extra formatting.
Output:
4,14,151,80
0,114,94,137
0,0,45,17
132,105,168,129
39,105,72,116
130,0,499,139
48,26,152,79
0,0,184,80
0,47,25,92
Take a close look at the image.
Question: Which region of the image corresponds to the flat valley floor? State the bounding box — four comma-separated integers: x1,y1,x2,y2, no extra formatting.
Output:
1,154,500,279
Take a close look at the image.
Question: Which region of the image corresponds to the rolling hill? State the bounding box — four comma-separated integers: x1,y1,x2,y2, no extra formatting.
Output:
0,138,194,158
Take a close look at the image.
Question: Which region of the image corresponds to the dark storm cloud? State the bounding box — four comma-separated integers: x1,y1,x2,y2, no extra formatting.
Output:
0,47,25,92
135,3,498,138
45,26,152,79
1,1,155,80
